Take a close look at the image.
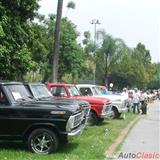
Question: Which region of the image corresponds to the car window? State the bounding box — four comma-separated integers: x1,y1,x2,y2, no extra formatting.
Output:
93,87,102,95
79,87,93,96
30,85,52,98
0,89,7,105
4,84,31,102
50,87,67,97
68,86,80,96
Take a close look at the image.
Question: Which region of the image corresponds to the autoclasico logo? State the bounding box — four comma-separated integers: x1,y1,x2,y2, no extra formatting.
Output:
118,152,160,159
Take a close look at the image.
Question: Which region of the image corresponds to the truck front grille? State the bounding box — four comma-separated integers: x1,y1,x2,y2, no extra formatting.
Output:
73,112,83,127
80,104,90,117
105,103,112,112
66,111,84,132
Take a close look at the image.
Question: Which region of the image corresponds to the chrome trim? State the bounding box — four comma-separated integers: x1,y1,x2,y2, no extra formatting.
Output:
68,124,85,136
66,111,84,132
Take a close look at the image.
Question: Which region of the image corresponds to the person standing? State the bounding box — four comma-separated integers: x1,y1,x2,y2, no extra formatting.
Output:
133,89,140,114
140,90,148,114
122,88,131,112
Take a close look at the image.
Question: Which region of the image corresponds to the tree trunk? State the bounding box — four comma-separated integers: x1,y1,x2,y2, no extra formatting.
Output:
52,0,63,82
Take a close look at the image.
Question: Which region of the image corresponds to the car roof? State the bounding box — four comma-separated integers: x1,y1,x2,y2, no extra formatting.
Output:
47,83,75,87
0,81,22,85
24,82,45,86
76,84,96,87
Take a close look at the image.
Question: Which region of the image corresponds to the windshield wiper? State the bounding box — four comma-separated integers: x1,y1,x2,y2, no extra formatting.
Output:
16,98,27,102
38,96,52,100
27,96,34,99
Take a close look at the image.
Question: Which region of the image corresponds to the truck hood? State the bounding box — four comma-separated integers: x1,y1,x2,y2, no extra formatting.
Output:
19,100,82,113
70,96,110,105
91,94,126,102
36,96,90,109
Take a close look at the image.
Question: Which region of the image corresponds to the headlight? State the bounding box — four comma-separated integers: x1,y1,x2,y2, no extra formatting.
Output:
101,104,107,114
50,111,66,115
66,116,74,132
114,99,122,102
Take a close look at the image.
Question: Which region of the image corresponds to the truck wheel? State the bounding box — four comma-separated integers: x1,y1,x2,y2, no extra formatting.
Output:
118,113,121,118
88,111,98,125
27,128,59,154
112,107,119,119
98,118,104,123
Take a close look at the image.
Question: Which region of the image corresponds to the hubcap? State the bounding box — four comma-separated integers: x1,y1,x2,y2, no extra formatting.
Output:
31,132,53,153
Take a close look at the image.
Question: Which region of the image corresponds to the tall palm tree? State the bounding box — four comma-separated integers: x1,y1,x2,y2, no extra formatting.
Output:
65,1,76,16
52,0,63,82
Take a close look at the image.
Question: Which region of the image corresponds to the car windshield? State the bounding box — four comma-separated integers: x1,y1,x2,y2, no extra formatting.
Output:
68,86,81,96
4,84,32,102
92,87,103,96
30,85,52,99
99,88,109,95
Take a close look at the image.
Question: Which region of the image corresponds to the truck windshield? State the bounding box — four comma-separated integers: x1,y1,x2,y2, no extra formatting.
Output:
92,87,103,96
100,88,109,95
30,85,52,99
68,86,80,96
4,84,32,102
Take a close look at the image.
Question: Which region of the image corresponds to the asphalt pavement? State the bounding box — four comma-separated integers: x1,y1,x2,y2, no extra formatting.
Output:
115,100,160,160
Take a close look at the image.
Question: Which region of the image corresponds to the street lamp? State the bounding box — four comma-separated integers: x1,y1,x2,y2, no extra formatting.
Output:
91,19,101,46
90,19,101,84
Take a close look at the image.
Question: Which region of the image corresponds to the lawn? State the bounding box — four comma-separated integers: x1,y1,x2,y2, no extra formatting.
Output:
0,113,137,160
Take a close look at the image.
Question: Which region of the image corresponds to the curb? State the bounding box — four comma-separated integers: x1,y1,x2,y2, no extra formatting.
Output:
104,115,141,158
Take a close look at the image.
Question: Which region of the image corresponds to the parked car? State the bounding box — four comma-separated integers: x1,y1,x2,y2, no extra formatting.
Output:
76,84,128,118
24,83,90,124
0,81,85,154
46,83,113,125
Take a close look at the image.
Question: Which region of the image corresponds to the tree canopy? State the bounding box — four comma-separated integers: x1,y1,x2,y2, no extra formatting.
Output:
0,0,39,80
0,1,159,89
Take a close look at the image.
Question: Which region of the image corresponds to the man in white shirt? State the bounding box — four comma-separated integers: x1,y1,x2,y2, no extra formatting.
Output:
122,88,131,112
133,89,140,114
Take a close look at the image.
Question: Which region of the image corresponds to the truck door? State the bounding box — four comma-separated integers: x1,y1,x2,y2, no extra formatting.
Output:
0,88,12,135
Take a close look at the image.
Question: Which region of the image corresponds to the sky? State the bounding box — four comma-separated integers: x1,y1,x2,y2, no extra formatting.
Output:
38,0,160,63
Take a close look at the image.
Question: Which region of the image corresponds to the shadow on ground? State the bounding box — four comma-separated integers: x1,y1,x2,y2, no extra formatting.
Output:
0,141,26,152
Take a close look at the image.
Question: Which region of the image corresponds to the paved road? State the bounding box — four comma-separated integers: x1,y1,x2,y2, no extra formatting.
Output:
116,100,160,160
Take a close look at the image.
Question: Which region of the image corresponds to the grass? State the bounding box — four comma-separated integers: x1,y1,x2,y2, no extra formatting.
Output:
0,113,137,160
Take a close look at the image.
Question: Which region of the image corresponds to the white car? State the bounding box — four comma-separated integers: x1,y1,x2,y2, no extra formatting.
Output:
76,84,128,118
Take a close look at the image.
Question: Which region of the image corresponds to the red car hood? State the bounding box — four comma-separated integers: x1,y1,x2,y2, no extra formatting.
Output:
70,96,110,104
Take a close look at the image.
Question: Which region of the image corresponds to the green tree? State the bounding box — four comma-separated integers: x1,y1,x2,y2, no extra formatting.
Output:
59,18,85,82
96,30,126,86
24,15,51,82
35,16,85,83
147,63,160,89
132,43,153,88
65,1,76,16
0,0,39,80
82,31,97,83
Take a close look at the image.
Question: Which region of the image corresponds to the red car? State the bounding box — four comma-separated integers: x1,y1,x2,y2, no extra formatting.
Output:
47,83,113,125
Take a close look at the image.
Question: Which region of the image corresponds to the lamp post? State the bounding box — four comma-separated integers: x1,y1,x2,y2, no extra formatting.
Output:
91,19,100,84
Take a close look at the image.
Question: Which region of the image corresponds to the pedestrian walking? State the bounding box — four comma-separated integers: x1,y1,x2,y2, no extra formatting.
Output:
140,90,148,114
122,88,131,112
133,88,140,114
157,89,160,100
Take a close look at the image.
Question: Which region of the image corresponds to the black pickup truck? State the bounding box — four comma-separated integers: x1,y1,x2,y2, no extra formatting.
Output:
0,81,85,154
24,83,90,124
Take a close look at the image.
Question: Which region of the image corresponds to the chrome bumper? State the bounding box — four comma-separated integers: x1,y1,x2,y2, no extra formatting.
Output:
68,124,85,137
119,107,128,113
100,110,114,118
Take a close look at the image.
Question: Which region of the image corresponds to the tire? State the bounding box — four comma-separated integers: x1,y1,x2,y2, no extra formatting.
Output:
118,113,121,118
27,128,59,154
98,118,104,123
112,107,119,119
88,110,98,125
